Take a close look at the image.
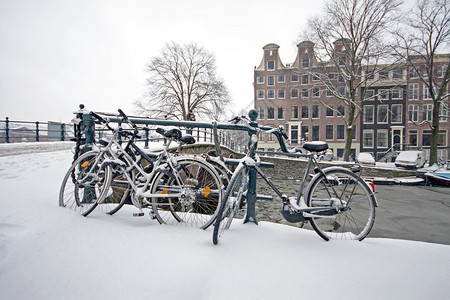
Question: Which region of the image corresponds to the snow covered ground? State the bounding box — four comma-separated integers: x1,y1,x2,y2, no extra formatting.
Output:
0,144,449,299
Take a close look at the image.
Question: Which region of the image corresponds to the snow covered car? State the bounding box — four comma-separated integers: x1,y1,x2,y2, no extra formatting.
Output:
395,151,426,169
319,149,334,161
356,152,375,165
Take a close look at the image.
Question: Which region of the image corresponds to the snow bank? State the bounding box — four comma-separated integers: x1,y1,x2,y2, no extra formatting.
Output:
0,150,449,300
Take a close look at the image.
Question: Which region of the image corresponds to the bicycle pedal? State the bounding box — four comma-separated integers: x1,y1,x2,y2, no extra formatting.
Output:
133,212,145,217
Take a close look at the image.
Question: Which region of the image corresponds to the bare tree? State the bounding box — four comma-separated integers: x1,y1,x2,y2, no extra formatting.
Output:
392,0,450,165
135,42,230,121
302,0,401,161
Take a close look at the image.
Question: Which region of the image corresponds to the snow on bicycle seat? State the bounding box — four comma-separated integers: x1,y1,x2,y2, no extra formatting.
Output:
302,141,328,152
180,134,196,145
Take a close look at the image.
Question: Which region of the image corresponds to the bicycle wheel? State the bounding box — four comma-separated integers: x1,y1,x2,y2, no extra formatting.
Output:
212,166,248,245
150,157,223,229
305,167,376,241
59,151,112,216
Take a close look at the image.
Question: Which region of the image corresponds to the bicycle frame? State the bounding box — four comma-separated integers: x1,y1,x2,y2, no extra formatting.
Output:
234,128,360,217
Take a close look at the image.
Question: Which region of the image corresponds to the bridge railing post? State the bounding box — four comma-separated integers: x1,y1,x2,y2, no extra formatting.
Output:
244,109,259,225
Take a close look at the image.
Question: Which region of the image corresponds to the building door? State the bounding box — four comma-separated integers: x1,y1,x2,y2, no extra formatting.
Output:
391,126,404,150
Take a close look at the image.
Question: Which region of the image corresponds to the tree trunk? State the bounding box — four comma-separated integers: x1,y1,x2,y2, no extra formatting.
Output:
429,101,441,165
343,103,356,161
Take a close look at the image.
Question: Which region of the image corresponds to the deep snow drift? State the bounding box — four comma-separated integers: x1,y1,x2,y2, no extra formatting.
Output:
0,146,449,300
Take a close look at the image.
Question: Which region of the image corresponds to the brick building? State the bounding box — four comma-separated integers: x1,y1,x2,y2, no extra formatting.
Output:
254,42,449,161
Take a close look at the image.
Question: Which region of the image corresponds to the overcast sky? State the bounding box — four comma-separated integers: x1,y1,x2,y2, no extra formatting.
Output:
1,0,415,122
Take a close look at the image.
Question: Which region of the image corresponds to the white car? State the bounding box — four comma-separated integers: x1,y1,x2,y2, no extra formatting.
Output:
395,151,426,169
356,152,375,165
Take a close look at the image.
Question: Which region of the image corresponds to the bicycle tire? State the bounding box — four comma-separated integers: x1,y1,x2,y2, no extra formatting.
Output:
212,166,248,245
305,167,376,241
59,151,112,217
150,157,223,229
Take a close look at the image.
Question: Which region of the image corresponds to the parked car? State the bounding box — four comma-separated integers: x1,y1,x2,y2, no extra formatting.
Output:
395,151,426,169
319,149,334,161
356,152,375,165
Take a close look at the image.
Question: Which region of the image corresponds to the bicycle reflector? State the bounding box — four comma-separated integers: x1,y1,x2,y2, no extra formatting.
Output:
81,161,90,168
162,188,168,199
204,186,210,198
369,182,375,192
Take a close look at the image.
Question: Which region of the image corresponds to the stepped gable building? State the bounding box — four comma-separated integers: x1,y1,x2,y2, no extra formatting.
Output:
254,42,449,161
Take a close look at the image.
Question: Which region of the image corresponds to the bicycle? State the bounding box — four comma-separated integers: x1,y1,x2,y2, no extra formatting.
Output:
212,114,377,244
59,110,224,229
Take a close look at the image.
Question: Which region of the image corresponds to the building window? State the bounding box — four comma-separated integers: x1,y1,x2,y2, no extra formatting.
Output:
267,60,275,70
267,89,275,99
408,104,419,122
440,103,448,122
301,126,309,141
326,88,333,97
338,75,345,82
257,76,264,84
363,105,374,124
338,86,345,96
257,90,265,99
377,105,388,123
409,67,419,79
378,89,389,101
363,130,374,148
291,106,299,119
338,56,346,66
312,105,319,118
379,70,389,79
422,130,445,147
327,73,335,80
278,75,285,83
291,74,299,82
258,107,264,119
312,125,320,141
267,76,275,86
326,125,334,140
301,105,309,118
437,65,448,78
377,129,388,148
365,70,374,80
393,68,403,79
302,88,309,98
278,89,285,99
267,107,274,120
392,89,402,100
364,89,375,100
391,104,402,123
312,87,320,97
409,130,418,147
337,125,345,140
326,105,334,117
337,105,345,116
291,88,299,98
290,125,299,144
423,84,431,100
278,107,284,119
423,65,429,78
301,74,309,85
312,73,320,81
302,58,310,68
423,104,433,122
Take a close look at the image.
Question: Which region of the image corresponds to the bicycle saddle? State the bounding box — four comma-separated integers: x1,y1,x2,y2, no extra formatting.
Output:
180,134,196,145
156,127,182,139
302,141,328,152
